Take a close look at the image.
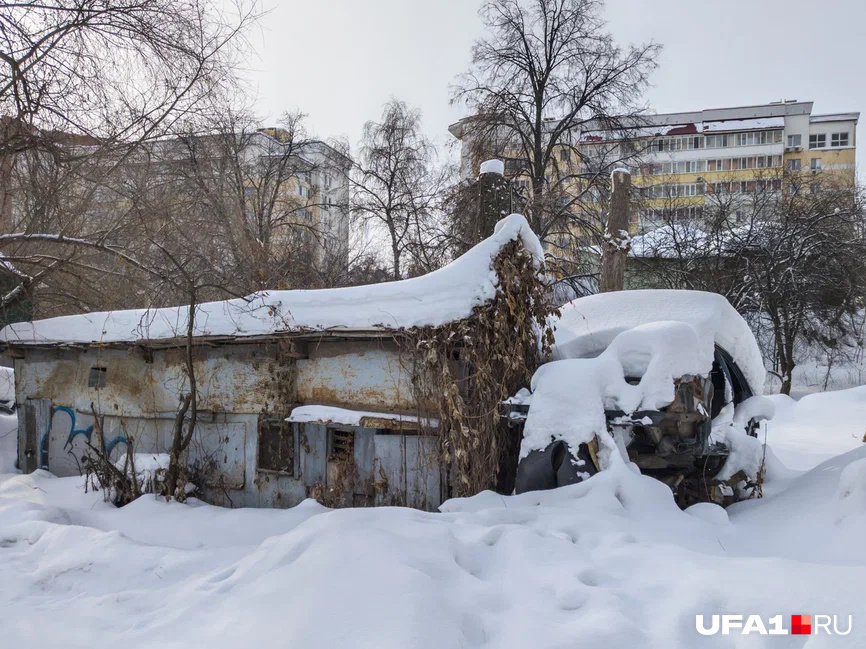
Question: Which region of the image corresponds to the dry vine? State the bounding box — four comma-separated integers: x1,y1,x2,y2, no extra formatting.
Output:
405,240,558,497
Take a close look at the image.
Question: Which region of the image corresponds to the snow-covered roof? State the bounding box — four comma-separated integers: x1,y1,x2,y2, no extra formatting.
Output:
700,117,784,133
628,223,767,259
809,112,859,124
629,224,710,258
580,116,784,142
479,159,504,175
287,405,438,428
552,290,765,393
0,214,544,346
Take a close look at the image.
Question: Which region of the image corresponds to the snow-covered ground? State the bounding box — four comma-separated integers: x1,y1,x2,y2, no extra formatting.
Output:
765,386,866,471
1,387,865,648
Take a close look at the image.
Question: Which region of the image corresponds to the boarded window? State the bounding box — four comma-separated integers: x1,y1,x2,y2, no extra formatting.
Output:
328,428,354,463
88,367,107,388
257,416,294,474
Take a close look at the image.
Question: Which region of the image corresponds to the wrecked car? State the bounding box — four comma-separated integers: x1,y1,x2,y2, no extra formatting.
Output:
509,290,774,507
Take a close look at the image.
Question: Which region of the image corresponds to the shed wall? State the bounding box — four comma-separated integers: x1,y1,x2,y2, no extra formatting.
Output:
11,336,442,510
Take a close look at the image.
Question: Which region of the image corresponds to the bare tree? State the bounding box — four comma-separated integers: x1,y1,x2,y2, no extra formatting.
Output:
453,0,659,256
737,182,866,395
0,0,258,154
160,111,354,293
0,1,258,319
629,170,866,395
350,99,448,280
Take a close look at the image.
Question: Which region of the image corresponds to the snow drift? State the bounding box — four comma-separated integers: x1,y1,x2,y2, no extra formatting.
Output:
2,441,866,648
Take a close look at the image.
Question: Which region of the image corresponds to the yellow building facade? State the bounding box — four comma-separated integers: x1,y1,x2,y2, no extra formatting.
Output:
581,101,858,228
451,101,858,233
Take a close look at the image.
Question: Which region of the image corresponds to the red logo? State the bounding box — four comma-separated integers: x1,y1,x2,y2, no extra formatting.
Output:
792,615,812,635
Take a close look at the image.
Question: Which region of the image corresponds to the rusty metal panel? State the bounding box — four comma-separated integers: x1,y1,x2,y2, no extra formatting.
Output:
351,427,376,507
300,423,326,487
353,428,376,486
296,341,415,412
190,421,246,488
47,406,92,476
404,435,441,511
372,433,441,510
373,434,405,506
15,345,289,421
33,400,53,472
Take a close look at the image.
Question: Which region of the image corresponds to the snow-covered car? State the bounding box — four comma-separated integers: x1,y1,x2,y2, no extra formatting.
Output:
510,290,774,507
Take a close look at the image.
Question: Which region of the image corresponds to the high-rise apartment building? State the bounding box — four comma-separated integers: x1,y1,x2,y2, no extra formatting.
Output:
593,100,857,225
450,100,858,229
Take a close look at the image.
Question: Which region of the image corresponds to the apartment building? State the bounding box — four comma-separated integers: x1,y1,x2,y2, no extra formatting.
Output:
595,101,858,225
0,125,352,269
148,128,353,267
449,100,858,229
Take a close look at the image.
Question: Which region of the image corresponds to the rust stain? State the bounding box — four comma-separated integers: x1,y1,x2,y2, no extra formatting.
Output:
31,361,78,398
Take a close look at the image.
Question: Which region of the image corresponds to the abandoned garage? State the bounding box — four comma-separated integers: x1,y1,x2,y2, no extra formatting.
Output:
0,215,553,510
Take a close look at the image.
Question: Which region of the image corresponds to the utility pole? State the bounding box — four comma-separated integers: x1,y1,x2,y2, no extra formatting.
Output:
599,168,632,292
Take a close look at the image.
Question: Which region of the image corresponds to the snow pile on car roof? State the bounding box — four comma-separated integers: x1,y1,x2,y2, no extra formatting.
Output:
553,290,766,394
521,321,706,462
0,214,544,345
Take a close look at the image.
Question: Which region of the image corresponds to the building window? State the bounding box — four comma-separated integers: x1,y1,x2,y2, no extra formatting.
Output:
735,130,782,146
88,367,107,388
787,134,802,148
786,159,801,171
560,148,571,162
810,158,821,172
810,183,820,195
504,158,529,174
257,416,294,474
831,132,849,147
323,174,332,189
809,134,826,149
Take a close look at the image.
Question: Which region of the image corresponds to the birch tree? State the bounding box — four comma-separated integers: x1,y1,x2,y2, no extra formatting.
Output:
351,99,447,280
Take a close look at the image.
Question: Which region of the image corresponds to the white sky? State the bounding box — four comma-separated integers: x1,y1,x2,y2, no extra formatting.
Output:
244,0,864,169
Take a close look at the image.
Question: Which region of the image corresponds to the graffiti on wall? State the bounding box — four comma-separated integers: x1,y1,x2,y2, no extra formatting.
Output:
39,405,127,470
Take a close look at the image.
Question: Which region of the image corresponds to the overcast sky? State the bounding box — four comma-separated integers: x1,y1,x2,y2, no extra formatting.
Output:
244,0,864,168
